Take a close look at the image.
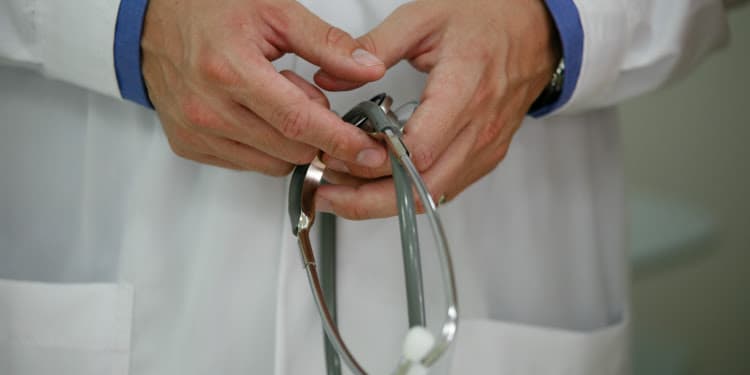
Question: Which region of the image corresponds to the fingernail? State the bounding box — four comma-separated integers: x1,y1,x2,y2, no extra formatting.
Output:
317,199,333,213
326,158,350,173
356,148,385,167
352,49,383,67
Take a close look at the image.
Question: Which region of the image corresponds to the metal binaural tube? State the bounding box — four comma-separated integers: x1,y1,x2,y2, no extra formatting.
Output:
298,227,368,375
289,94,459,375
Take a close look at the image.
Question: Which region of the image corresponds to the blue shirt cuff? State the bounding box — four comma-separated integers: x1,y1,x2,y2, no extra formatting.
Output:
114,0,153,109
530,0,583,117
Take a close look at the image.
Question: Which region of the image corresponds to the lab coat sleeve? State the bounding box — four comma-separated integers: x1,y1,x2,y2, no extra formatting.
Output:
113,0,153,108
0,0,122,98
547,0,731,116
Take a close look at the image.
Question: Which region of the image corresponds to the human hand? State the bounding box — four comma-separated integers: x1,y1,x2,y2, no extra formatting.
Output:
141,0,388,174
314,0,561,218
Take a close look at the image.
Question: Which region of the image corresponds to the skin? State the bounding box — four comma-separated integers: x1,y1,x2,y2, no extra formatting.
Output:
314,0,561,219
141,0,389,175
142,0,559,220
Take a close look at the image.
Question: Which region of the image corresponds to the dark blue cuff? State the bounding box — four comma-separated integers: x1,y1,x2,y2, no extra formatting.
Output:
114,0,153,109
529,0,583,117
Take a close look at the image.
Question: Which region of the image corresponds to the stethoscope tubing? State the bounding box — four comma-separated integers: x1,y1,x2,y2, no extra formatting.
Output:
290,96,458,375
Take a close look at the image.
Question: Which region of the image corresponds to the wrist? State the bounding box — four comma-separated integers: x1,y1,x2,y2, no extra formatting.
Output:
528,0,584,117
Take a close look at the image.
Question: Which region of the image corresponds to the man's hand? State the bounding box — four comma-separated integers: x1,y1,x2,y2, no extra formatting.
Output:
142,0,388,174
314,0,561,218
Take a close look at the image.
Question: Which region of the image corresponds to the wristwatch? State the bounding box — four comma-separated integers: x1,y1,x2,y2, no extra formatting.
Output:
530,56,565,112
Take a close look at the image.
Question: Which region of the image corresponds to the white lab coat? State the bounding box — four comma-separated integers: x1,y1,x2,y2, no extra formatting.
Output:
0,1,730,374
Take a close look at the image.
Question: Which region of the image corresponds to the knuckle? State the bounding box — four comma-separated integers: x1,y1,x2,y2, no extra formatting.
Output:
170,123,208,151
180,95,213,128
167,140,190,159
324,131,349,160
408,55,433,73
170,126,193,145
326,26,353,48
258,4,292,42
274,105,309,140
493,142,511,163
477,123,503,150
196,52,240,86
411,146,438,171
348,203,374,221
357,34,378,55
289,148,318,165
473,82,494,106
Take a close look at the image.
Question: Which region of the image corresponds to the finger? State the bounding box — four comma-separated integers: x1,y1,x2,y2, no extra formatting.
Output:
172,146,244,170
162,116,245,170
321,168,372,187
234,60,387,168
317,119,487,219
201,135,295,176
280,70,330,108
313,71,366,92
169,125,293,175
314,1,443,90
224,102,319,165
316,177,397,219
359,2,445,66
323,59,481,178
270,2,385,82
400,60,482,172
178,90,319,165
321,155,392,179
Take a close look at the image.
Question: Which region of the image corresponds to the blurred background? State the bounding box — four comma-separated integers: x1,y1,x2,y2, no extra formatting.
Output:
622,4,750,375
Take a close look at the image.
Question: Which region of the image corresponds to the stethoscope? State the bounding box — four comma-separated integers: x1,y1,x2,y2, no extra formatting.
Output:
288,94,459,375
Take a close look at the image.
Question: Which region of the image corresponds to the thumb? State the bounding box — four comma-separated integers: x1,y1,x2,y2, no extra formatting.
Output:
281,2,386,82
314,2,438,91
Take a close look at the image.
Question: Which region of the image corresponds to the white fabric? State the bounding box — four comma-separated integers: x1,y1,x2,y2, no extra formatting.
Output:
0,0,121,97
561,0,729,114
0,0,729,374
0,280,133,375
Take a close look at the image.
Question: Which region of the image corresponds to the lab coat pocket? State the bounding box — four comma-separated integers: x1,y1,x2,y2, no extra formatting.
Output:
449,315,629,375
0,279,133,375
